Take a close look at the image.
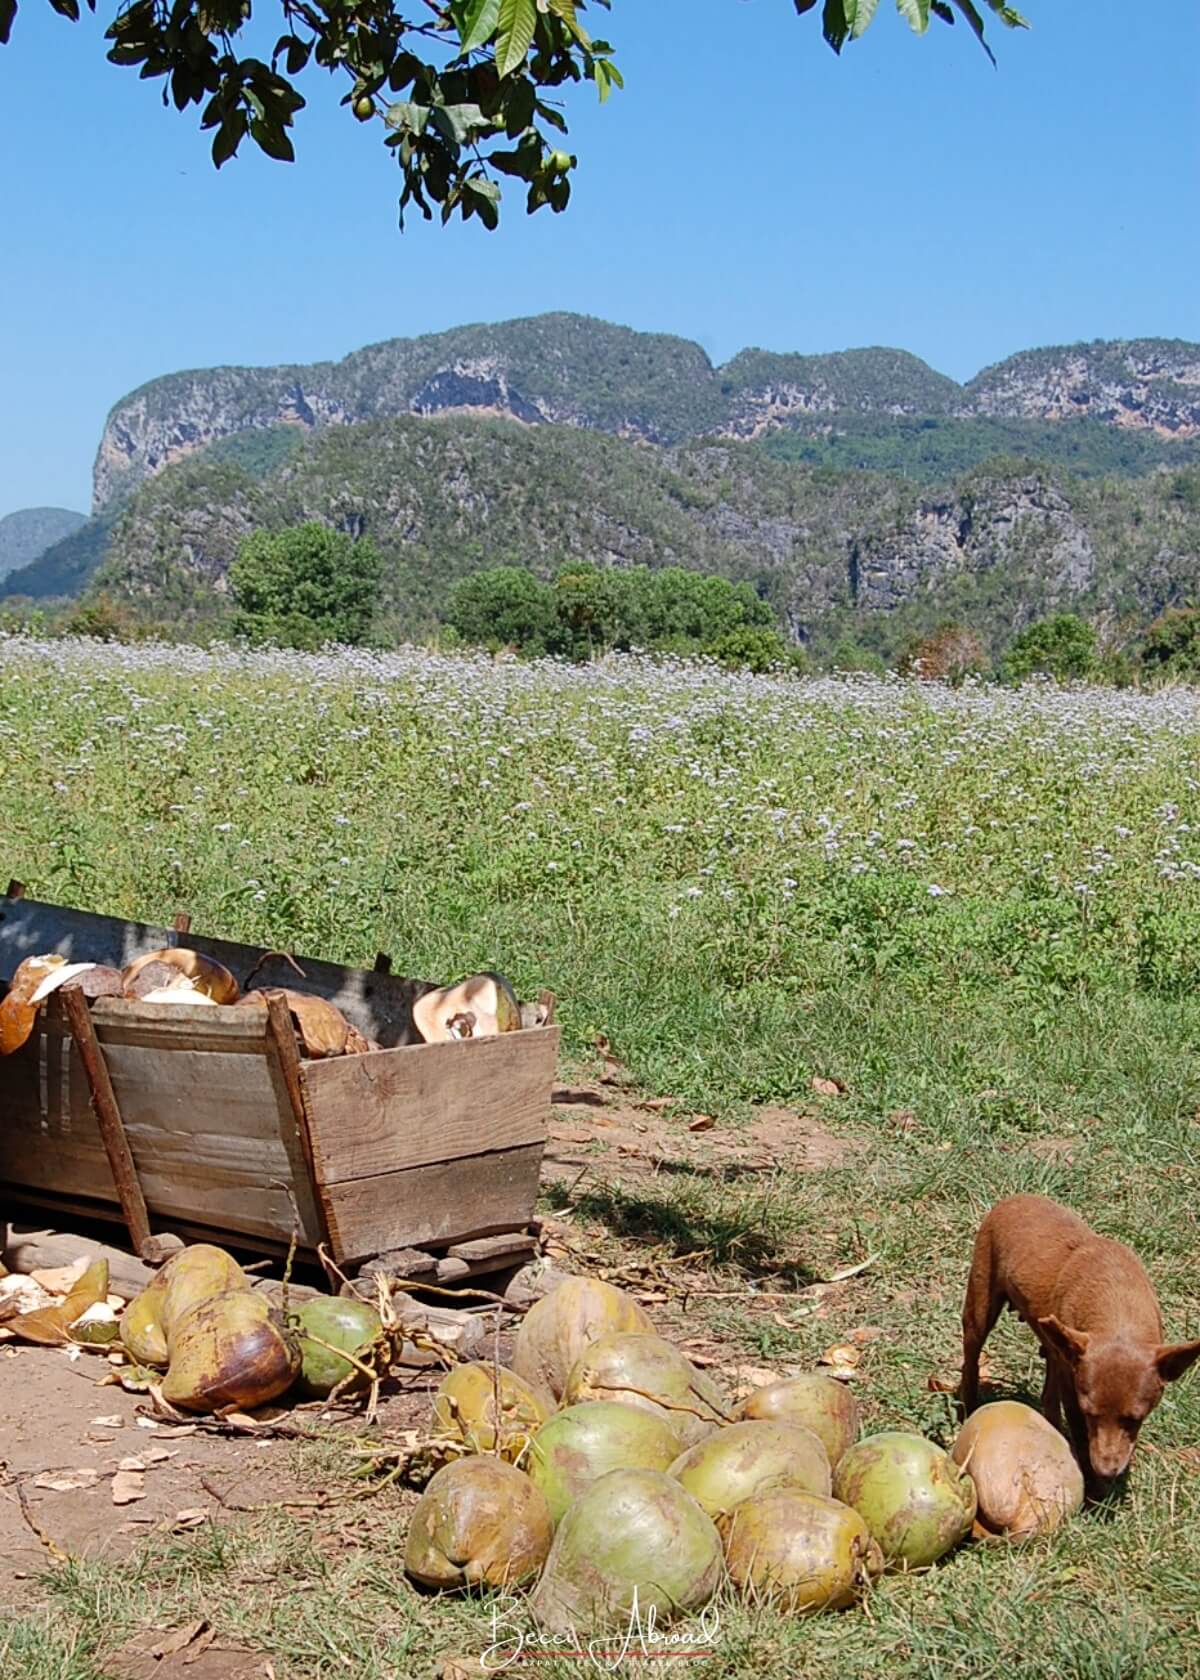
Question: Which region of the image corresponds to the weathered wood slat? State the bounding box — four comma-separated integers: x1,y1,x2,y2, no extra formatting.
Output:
447,1232,538,1263
320,1142,546,1264
302,1027,558,1185
61,985,152,1257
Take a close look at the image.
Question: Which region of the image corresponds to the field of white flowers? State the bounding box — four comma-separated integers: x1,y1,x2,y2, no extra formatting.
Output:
5,636,1200,1679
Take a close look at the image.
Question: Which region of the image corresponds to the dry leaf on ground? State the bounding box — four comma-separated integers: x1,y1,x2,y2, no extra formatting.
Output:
112,1469,146,1505
33,1468,99,1492
817,1342,863,1378
688,1115,716,1133
811,1076,846,1097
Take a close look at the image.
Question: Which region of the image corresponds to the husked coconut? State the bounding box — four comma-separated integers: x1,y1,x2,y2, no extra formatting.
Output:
412,973,523,1044
122,948,240,1004
952,1401,1084,1540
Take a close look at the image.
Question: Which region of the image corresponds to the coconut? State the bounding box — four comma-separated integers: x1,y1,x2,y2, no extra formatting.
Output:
833,1432,976,1570
952,1401,1084,1540
738,1374,860,1470
432,1363,555,1462
512,1276,656,1402
530,1468,723,1636
241,987,357,1056
526,1401,682,1524
412,973,523,1044
293,1296,384,1399
0,954,98,1054
724,1489,884,1613
122,948,240,1004
405,1457,553,1591
563,1331,729,1450
122,1244,248,1368
161,1289,300,1412
669,1420,831,1524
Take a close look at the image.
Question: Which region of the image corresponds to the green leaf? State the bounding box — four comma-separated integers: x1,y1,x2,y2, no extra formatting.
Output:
895,0,930,33
211,109,247,167
822,0,849,51
948,0,995,62
0,0,16,45
495,0,536,78
429,100,487,144
458,0,500,53
384,100,430,133
250,117,295,162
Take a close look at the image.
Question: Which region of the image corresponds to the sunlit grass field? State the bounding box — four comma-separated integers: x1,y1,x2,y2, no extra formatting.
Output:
3,635,1200,1678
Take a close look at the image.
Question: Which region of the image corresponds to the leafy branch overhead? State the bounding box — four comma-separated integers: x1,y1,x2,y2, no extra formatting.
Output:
0,0,1029,225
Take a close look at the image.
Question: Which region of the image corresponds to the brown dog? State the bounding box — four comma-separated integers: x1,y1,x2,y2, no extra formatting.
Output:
961,1193,1200,1488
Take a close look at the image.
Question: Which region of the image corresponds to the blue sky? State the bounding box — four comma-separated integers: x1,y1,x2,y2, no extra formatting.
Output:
1,0,1197,517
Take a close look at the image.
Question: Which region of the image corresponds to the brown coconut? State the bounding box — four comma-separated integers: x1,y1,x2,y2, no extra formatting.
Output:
952,1401,1084,1540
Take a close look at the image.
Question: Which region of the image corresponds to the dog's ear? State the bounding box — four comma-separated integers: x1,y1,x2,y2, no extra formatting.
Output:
1037,1315,1089,1364
1156,1340,1200,1383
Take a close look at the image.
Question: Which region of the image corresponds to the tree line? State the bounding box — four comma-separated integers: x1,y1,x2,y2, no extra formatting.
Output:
8,519,1200,688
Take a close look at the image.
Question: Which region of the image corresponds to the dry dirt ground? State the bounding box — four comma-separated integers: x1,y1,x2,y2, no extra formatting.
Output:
0,1080,860,1674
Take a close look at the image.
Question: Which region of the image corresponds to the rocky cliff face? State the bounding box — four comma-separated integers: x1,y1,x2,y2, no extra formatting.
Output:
93,314,1200,514
965,340,1200,436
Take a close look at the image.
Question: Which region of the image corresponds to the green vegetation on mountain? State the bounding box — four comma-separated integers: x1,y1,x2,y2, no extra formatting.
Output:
0,506,86,579
76,411,1200,669
762,415,1200,482
92,314,1200,514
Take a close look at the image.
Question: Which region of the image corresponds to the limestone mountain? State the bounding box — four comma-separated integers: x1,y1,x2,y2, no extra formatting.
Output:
88,414,1200,664
90,313,1200,513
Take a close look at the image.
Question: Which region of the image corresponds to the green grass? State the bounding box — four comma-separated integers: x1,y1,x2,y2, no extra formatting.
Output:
3,639,1200,1675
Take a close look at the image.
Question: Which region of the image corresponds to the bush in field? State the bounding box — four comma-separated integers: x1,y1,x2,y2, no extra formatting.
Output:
1138,608,1200,683
230,523,383,650
447,561,787,670
1001,614,1099,683
447,566,559,656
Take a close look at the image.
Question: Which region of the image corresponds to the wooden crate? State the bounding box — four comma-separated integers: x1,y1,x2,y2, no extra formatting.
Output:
0,889,555,1268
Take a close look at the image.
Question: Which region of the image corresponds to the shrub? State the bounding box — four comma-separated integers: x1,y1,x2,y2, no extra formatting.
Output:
229,523,383,649
1001,614,1099,683
446,566,558,656
1138,607,1200,683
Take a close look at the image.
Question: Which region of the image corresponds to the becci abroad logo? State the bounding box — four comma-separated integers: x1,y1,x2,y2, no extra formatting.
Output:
475,1589,722,1673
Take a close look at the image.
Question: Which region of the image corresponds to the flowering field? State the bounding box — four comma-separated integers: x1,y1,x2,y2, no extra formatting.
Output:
5,636,1200,1105
4,636,1200,1677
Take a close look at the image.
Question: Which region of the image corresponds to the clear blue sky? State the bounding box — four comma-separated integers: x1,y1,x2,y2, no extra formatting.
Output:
1,0,1197,517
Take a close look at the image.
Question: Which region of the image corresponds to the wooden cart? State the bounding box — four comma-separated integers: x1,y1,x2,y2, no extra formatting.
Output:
0,885,556,1284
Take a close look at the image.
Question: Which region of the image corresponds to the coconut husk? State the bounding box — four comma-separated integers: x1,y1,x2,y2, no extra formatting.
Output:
239,988,354,1057
0,954,98,1054
122,948,240,1004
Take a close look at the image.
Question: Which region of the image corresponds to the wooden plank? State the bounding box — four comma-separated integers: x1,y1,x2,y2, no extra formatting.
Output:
60,984,152,1258
447,1232,538,1263
91,998,271,1052
0,895,437,1046
320,1142,545,1264
264,990,330,1250
302,1027,558,1185
0,1007,324,1248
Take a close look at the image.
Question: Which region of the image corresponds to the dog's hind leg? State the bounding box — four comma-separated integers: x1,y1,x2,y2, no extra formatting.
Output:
960,1216,1005,1416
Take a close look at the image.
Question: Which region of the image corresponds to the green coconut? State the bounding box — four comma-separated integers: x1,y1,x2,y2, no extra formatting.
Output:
738,1375,860,1470
293,1296,384,1399
160,1289,300,1413
563,1332,729,1450
833,1431,976,1569
122,1244,247,1368
432,1362,555,1462
512,1276,656,1403
405,1457,553,1591
529,1468,724,1636
952,1401,1084,1541
724,1489,884,1613
668,1420,831,1524
527,1401,682,1525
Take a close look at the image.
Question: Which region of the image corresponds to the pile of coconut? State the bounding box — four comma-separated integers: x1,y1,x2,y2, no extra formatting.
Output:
404,1276,1085,1631
0,947,535,1058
